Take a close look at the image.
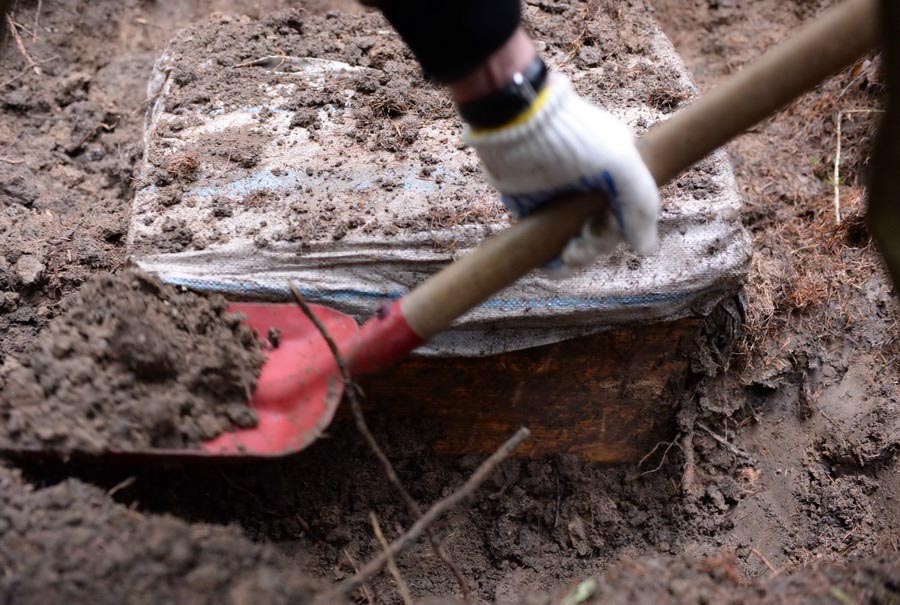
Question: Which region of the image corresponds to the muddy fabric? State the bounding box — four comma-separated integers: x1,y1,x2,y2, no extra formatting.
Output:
127,5,750,356
0,271,265,452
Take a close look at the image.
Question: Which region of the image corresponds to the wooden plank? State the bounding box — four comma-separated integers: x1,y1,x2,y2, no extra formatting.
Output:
348,318,703,462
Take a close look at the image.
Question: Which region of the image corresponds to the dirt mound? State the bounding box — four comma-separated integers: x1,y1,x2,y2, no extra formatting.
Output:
0,270,265,452
0,464,330,605
512,554,900,604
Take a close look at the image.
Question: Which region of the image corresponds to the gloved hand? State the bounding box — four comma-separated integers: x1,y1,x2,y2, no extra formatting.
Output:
464,74,660,275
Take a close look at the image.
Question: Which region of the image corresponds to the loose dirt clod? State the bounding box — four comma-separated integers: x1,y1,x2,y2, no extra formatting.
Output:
0,270,265,452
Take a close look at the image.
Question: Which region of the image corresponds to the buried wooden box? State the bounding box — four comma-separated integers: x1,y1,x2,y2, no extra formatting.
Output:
354,303,741,463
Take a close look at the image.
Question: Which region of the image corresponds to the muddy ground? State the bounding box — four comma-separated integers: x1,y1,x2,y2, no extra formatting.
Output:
1,0,898,603
0,464,330,605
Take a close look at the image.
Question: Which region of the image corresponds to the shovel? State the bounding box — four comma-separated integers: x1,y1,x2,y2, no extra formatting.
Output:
3,0,882,459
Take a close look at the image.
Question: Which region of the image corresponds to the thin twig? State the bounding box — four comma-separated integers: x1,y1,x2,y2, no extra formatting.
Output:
287,280,349,373
0,54,58,88
680,428,698,498
288,280,472,600
696,422,754,461
638,440,674,468
370,513,413,605
838,65,869,99
6,14,40,75
640,439,682,476
832,108,885,225
10,19,35,39
1,66,31,89
0,156,24,164
106,476,136,498
841,108,885,114
834,111,843,225
342,549,374,605
232,55,288,69
750,547,779,576
32,0,42,42
216,468,282,517
332,427,530,597
553,466,561,529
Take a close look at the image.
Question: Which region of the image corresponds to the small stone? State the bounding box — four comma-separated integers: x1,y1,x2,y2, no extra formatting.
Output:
35,425,59,442
225,404,258,429
6,410,25,435
15,254,45,287
185,563,222,591
706,485,729,512
0,291,20,312
578,46,604,68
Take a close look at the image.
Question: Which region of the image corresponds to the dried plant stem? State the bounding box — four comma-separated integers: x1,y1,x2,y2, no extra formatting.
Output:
332,427,530,597
370,513,413,605
287,281,471,600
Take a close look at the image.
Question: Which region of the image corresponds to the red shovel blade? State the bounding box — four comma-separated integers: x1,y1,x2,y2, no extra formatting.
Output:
202,302,359,456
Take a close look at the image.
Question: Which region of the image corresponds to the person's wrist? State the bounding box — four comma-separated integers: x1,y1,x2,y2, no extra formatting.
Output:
449,28,537,103
456,54,548,130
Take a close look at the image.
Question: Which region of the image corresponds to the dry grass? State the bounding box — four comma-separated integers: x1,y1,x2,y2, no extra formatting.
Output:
368,93,409,119
243,189,271,207
165,152,200,182
739,184,885,368
424,198,506,232
415,198,507,254
734,57,893,377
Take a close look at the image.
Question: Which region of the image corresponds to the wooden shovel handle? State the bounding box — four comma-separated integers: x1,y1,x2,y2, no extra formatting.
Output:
401,0,881,340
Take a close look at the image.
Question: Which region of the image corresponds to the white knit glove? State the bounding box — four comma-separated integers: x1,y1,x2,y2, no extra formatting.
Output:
464,74,660,275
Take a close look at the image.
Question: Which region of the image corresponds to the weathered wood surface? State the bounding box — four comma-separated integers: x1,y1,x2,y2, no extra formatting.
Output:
350,318,703,463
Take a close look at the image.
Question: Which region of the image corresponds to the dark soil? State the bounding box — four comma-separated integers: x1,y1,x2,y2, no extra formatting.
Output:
28,420,727,600
0,271,265,451
0,0,898,604
0,464,332,605
527,554,900,604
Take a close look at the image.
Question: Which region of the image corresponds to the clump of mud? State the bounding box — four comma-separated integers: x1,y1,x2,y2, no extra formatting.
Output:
0,465,330,604
0,270,265,451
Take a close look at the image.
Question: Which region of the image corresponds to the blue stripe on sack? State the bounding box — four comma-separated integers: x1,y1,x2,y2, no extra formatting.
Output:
163,276,691,311
163,277,403,301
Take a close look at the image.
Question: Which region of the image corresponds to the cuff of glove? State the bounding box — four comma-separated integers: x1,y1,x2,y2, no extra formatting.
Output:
457,56,549,129
463,74,626,194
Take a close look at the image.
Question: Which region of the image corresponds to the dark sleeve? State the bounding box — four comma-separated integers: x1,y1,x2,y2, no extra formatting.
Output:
868,0,900,288
373,0,522,83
